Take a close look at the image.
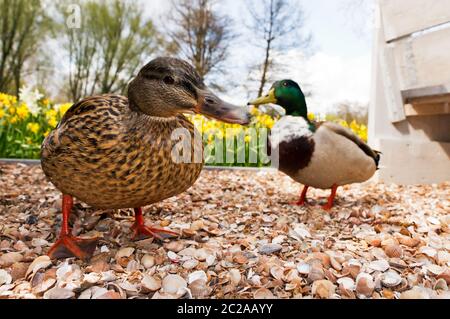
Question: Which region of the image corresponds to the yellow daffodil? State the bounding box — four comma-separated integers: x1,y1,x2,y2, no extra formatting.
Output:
350,120,358,131
0,109,4,119
264,117,275,129
16,104,30,120
339,120,349,128
27,122,40,134
9,116,18,124
8,106,16,115
45,109,59,127
48,117,58,128
0,95,7,108
250,106,260,116
216,131,224,139
0,93,16,108
56,103,72,116
45,109,58,119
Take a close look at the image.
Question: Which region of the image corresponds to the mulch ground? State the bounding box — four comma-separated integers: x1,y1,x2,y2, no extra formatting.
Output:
0,163,449,299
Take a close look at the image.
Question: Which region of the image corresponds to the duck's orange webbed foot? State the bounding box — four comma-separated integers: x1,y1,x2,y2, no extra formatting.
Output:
322,184,338,211
132,224,179,241
291,185,309,206
47,194,98,261
132,208,179,241
47,235,98,261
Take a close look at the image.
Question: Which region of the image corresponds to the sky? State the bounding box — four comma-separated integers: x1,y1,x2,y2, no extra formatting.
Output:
144,0,375,115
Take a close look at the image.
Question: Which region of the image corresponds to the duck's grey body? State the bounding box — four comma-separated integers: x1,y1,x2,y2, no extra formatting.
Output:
270,116,379,189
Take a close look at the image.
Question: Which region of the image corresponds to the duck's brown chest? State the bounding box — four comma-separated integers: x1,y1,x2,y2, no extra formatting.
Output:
41,115,203,209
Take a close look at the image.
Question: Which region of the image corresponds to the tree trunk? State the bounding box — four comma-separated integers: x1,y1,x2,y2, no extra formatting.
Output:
257,0,274,97
258,38,271,97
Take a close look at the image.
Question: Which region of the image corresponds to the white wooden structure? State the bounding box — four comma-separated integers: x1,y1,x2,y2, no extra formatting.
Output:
369,0,450,184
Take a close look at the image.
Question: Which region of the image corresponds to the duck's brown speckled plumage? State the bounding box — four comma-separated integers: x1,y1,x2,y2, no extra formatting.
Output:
41,94,203,209
41,57,250,261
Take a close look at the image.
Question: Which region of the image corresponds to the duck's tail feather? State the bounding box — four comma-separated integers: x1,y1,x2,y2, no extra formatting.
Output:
374,150,382,169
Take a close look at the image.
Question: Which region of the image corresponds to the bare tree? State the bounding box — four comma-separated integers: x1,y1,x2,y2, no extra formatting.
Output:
60,0,161,101
165,0,236,88
0,0,50,95
334,100,369,124
339,0,375,39
246,0,311,96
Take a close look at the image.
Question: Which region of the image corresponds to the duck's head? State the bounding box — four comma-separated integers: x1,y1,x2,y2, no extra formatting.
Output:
248,80,308,119
128,57,250,125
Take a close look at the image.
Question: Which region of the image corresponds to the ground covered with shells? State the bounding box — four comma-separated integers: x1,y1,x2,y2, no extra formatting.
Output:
0,163,449,299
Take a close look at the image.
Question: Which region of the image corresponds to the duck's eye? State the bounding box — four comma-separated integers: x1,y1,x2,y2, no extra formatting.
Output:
283,82,288,87
163,76,175,85
205,97,215,104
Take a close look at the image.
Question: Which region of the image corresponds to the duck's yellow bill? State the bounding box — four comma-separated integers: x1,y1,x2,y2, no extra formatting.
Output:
248,88,277,106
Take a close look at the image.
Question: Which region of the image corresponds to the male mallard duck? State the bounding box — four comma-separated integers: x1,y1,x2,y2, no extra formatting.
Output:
249,80,380,210
41,57,250,260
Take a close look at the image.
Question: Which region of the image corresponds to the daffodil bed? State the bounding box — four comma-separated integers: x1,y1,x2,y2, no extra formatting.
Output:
0,90,368,166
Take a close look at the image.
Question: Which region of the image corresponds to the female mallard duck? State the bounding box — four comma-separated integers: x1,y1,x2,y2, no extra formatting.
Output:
41,57,250,260
249,80,380,210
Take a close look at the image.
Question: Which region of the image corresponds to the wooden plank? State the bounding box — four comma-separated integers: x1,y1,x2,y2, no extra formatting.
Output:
380,0,450,42
393,27,450,91
402,84,450,100
370,2,450,150
404,102,450,116
377,18,406,123
377,139,450,184
407,93,450,105
368,3,383,144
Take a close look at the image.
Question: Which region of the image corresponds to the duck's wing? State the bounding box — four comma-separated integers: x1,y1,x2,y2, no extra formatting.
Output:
58,95,126,128
319,121,381,168
41,95,126,158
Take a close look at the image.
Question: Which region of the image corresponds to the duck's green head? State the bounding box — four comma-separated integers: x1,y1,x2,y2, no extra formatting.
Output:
248,80,308,118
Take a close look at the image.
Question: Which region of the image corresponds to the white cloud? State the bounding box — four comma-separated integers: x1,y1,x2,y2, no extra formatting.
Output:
277,50,372,115
222,50,372,115
140,0,373,116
